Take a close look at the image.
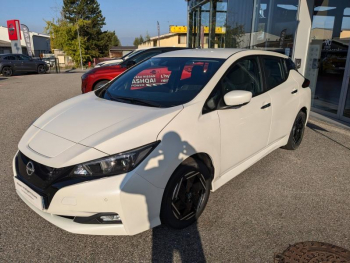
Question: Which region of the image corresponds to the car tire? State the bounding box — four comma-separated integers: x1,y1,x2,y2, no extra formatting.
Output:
160,158,211,229
37,65,46,74
282,110,306,150
2,66,13,77
93,80,109,90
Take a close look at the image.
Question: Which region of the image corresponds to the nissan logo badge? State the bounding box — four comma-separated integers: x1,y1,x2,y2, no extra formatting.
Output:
26,161,35,176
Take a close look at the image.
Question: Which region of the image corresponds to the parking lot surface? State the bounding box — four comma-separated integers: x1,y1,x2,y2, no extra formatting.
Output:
1,73,350,262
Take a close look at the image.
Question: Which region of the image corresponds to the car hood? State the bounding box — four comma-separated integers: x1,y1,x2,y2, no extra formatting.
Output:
28,92,183,156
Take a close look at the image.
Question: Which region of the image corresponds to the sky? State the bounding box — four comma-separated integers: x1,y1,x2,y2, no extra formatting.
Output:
0,0,188,45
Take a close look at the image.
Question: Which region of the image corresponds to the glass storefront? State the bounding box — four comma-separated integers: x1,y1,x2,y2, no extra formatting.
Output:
188,0,298,56
344,79,350,118
304,0,350,115
187,0,350,123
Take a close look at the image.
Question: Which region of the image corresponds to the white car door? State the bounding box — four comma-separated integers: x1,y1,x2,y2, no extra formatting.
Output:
262,56,300,144
212,56,272,174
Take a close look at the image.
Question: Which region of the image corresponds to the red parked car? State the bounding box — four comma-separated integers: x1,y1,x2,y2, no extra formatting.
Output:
81,47,187,93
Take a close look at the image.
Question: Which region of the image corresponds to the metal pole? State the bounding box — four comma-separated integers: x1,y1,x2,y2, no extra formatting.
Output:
209,0,217,48
77,23,83,70
157,21,160,47
186,1,190,48
195,7,201,48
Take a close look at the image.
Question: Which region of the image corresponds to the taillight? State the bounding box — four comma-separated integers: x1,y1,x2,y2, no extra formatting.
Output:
302,78,310,88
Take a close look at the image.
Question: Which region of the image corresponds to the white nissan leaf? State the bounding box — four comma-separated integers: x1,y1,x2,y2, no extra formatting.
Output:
13,49,311,235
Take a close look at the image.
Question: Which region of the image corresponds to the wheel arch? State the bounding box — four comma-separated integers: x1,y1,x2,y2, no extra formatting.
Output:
300,106,307,118
178,153,215,184
1,64,12,70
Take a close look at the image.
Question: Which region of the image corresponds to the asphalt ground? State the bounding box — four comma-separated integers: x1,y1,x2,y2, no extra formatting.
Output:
0,73,350,262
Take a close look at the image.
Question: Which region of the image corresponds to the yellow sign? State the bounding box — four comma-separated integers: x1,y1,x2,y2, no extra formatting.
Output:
169,25,225,34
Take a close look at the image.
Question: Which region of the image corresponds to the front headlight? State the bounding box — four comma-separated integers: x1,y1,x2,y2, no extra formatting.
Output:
70,141,159,177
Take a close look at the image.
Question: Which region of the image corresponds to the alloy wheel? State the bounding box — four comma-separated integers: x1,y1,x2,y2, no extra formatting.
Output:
292,115,304,144
171,171,207,221
2,67,12,76
38,65,45,74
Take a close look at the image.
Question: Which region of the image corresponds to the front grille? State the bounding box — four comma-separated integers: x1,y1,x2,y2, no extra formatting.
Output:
16,151,74,209
16,152,73,190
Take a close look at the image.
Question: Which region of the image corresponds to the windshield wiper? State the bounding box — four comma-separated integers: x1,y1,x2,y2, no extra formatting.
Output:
106,91,162,108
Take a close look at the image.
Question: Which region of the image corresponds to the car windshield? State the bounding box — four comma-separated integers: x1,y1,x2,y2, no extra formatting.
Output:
123,49,143,60
96,57,224,108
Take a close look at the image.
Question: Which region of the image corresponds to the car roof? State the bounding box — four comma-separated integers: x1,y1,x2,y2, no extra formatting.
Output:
154,48,287,59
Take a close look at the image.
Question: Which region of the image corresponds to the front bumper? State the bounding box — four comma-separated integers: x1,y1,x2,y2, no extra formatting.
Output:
81,77,88,93
16,188,128,235
13,153,164,236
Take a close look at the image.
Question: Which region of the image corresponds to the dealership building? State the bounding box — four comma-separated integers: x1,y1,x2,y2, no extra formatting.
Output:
0,26,51,57
186,0,350,123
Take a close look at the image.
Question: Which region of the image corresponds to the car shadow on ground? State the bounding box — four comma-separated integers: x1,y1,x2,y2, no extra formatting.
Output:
121,131,207,262
306,122,328,132
307,122,350,151
0,77,8,81
152,224,206,262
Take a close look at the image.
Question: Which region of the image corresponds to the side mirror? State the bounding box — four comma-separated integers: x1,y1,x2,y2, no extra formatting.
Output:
126,60,136,68
223,90,252,107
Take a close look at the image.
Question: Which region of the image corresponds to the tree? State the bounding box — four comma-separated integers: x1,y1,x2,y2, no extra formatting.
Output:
47,0,121,65
62,0,105,28
145,31,151,41
46,18,91,66
99,30,121,56
133,35,144,46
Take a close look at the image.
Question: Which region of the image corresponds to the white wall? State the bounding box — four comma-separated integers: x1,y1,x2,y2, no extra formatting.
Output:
293,0,314,75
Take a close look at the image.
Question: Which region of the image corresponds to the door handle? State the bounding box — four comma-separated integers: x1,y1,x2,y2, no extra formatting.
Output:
291,89,298,94
261,103,271,109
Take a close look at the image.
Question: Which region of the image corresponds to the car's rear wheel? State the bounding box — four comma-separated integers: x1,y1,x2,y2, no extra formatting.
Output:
160,158,211,229
282,110,306,150
2,66,13,76
93,80,109,90
37,65,46,74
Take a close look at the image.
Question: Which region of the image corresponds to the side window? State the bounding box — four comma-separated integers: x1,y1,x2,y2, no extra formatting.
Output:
222,57,263,97
203,57,263,114
3,56,16,60
262,57,286,90
18,55,30,61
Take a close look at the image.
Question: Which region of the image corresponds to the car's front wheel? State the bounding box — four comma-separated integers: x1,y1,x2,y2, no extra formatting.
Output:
283,110,306,150
93,80,109,90
160,158,211,229
37,65,46,74
2,66,13,76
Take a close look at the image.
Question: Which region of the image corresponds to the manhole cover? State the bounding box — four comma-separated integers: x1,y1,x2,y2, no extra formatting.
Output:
275,241,350,263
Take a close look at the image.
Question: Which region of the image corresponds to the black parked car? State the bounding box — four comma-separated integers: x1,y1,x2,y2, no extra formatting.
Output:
0,54,49,76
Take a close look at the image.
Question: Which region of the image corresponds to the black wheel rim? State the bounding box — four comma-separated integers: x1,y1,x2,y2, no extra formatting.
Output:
171,171,207,221
292,115,304,144
3,68,11,76
38,65,45,73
